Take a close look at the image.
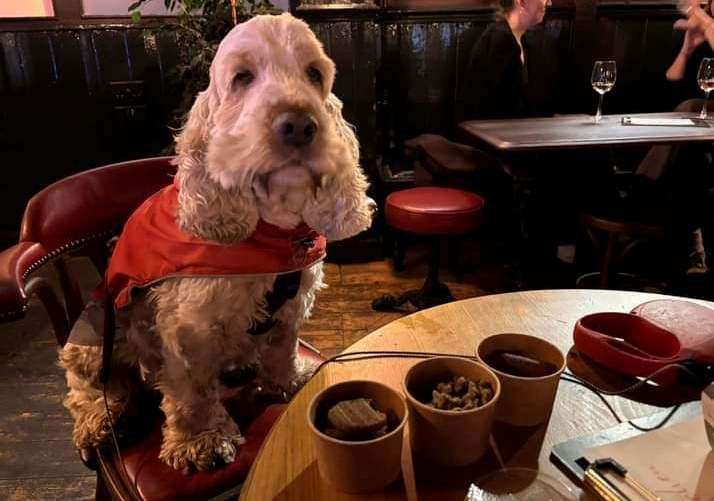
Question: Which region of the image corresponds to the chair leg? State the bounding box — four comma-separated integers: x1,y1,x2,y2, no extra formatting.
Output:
600,232,617,289
373,237,455,312
95,474,112,501
24,277,70,346
55,259,84,328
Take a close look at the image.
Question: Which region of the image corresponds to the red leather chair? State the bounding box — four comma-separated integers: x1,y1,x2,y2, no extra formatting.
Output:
0,157,323,500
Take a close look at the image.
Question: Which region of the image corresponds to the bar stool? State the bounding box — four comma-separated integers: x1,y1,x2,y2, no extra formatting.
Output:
386,134,496,272
373,187,485,311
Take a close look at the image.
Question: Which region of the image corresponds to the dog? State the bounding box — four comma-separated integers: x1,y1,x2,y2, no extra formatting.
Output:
59,12,374,472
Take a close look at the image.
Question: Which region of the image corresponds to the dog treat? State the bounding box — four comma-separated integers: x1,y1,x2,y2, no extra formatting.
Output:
429,375,494,411
483,350,558,377
325,398,388,440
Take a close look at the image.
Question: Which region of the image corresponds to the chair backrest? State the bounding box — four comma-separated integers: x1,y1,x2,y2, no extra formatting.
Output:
636,99,706,180
20,157,176,254
13,157,176,340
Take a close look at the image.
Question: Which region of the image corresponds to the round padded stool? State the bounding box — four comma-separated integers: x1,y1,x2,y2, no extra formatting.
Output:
373,187,485,311
385,187,485,235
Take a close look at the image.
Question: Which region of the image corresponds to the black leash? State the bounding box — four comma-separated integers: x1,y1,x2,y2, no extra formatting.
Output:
100,287,115,385
248,270,302,336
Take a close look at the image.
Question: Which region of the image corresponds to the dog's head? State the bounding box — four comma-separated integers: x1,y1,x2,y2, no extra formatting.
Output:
175,13,374,243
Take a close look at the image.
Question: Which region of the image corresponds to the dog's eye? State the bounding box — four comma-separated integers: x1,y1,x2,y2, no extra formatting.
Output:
307,66,323,86
233,70,254,87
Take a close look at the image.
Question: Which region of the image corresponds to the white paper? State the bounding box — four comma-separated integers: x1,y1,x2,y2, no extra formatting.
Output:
622,117,697,126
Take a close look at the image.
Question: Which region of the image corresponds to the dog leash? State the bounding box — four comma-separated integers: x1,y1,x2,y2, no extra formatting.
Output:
100,284,116,385
248,270,303,336
247,235,317,336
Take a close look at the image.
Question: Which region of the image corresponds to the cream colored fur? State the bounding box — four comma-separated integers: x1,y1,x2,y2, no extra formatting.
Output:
60,13,373,472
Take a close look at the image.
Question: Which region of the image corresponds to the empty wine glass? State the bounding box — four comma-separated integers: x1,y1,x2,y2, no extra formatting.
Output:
591,60,617,123
697,58,714,119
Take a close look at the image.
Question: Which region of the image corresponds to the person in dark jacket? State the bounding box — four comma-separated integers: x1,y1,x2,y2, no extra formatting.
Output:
464,0,553,119
461,0,598,285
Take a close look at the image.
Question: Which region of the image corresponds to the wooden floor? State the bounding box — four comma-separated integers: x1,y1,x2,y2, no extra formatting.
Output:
0,252,508,499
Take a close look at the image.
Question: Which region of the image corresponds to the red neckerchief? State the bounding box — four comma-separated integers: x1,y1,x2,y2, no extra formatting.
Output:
106,183,326,310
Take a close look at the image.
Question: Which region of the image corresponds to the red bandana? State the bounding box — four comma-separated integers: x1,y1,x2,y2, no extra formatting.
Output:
106,183,326,310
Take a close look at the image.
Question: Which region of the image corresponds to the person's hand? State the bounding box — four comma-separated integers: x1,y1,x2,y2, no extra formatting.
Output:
680,19,707,55
677,1,714,34
677,0,699,15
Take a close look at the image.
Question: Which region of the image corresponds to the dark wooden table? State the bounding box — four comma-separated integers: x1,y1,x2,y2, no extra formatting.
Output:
459,112,714,151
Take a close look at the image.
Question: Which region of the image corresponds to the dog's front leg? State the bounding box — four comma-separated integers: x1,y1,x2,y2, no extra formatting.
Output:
157,340,244,472
258,327,317,399
257,266,324,397
60,340,139,449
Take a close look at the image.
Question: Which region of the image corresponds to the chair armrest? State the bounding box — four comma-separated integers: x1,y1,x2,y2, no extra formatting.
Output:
298,337,325,361
0,242,48,321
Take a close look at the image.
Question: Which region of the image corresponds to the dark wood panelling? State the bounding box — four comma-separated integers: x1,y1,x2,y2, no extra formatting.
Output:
50,31,87,90
353,19,380,163
0,25,180,239
1,33,25,90
593,4,693,115
309,17,381,178
387,0,575,10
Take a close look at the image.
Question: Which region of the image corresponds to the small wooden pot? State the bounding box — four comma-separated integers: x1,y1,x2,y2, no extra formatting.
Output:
477,333,565,427
307,380,408,494
403,357,501,466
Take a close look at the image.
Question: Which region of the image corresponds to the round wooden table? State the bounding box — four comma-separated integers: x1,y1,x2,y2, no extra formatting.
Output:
240,290,711,500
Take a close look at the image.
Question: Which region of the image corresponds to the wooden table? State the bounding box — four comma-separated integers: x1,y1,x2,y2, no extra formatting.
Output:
459,112,714,151
240,290,712,501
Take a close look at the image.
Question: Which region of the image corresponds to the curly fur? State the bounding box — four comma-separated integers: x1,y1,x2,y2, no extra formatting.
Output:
60,13,373,472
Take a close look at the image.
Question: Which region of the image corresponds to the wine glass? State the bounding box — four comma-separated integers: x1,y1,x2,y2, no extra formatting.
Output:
697,58,714,119
591,60,617,123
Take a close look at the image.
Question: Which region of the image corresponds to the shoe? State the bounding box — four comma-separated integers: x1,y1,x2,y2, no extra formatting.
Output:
687,250,709,275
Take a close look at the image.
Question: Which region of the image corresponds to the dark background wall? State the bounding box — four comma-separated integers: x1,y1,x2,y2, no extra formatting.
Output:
0,23,181,242
0,0,695,245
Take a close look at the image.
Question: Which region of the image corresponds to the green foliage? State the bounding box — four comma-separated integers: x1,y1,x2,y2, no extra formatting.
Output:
128,0,278,144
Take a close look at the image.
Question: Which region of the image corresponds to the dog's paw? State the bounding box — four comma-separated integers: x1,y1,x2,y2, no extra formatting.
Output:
72,409,114,449
259,357,318,400
159,430,246,472
289,358,318,393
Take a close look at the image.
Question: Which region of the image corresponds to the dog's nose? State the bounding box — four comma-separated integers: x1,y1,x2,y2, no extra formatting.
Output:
274,111,318,148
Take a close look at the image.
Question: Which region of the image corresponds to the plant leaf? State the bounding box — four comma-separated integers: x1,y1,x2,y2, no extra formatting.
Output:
131,10,142,22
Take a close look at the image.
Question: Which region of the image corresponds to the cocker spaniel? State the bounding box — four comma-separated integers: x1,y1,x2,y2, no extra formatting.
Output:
60,12,374,472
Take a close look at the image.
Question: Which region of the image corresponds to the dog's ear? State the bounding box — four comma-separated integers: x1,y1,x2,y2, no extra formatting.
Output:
302,94,373,241
325,93,359,163
321,58,336,101
175,86,218,157
174,85,259,244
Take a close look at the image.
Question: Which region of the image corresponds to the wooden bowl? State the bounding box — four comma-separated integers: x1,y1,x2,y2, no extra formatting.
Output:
477,333,565,427
403,356,501,466
307,380,408,493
